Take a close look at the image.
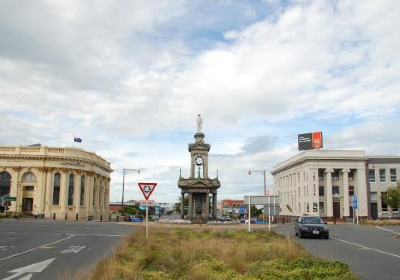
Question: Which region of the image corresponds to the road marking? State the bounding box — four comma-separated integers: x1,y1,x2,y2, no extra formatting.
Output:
74,234,128,237
0,235,75,262
376,226,400,235
0,246,7,251
60,246,86,254
331,237,400,259
2,258,55,280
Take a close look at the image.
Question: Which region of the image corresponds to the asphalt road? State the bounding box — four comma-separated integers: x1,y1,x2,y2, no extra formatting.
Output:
273,224,400,280
0,219,135,280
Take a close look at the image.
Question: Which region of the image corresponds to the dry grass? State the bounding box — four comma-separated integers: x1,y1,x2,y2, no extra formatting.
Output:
61,224,357,280
360,219,400,226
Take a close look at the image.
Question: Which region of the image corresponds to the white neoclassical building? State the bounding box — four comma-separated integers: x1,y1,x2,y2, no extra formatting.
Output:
272,150,400,220
0,146,112,220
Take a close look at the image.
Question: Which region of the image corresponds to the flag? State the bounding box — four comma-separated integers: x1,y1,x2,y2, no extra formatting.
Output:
74,137,82,143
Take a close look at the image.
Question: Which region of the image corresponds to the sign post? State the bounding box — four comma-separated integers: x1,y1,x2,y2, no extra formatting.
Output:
353,195,358,225
138,183,157,239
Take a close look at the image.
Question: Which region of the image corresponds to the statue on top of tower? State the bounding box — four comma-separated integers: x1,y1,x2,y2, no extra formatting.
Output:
197,114,203,133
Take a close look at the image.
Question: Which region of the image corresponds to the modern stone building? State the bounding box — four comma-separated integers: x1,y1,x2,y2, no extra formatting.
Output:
178,116,220,222
272,150,400,220
0,146,112,220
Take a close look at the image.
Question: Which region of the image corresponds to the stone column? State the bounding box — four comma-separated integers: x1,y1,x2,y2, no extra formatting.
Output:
60,171,69,213
74,172,80,209
325,168,333,217
188,193,193,219
356,167,368,219
342,168,350,217
87,175,95,215
45,170,54,215
100,179,105,214
205,193,210,220
10,168,20,212
212,193,217,219
181,193,184,219
83,173,90,215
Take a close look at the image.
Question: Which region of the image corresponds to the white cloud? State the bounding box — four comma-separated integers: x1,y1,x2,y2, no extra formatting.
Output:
1,0,400,203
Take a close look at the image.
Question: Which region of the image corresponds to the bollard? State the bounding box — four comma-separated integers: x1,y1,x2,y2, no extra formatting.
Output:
334,217,336,225
117,215,119,222
53,213,56,220
100,214,103,222
282,217,285,224
65,213,67,220
76,213,78,221
109,214,111,221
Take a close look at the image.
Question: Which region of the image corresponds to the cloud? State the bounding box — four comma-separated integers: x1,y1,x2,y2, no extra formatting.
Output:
1,0,400,203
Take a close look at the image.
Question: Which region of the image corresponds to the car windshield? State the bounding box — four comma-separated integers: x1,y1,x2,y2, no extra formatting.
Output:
302,217,323,224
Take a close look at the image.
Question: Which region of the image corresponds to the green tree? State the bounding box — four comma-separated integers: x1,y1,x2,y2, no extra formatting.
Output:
175,195,189,214
118,206,140,216
251,205,262,217
382,182,400,210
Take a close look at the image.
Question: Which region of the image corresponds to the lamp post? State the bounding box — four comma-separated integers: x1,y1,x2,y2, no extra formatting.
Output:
248,169,267,195
121,168,140,215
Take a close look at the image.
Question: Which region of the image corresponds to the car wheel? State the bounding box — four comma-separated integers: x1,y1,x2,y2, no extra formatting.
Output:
325,234,329,239
295,230,298,236
299,231,303,239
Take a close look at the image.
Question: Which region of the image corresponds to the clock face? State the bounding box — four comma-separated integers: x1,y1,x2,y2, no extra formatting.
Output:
195,156,204,165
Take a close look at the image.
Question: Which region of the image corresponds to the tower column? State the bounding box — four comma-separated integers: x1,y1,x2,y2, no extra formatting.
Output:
181,193,184,219
212,194,217,219
189,193,193,219
205,193,210,220
325,168,333,218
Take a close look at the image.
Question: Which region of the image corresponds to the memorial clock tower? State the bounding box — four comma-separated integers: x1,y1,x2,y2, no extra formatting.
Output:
178,115,221,222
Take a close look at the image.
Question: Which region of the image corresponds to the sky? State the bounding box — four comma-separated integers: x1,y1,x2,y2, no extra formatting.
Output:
1,0,400,204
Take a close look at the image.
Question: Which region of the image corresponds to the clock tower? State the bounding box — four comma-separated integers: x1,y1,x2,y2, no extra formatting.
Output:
178,115,221,222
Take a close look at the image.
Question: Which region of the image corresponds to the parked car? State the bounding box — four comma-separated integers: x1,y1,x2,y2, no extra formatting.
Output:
130,215,143,222
295,216,329,239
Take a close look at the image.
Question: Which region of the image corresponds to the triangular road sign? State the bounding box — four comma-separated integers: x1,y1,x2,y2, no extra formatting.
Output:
138,182,157,200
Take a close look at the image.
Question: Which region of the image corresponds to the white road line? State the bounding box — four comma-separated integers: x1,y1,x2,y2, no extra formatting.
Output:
60,245,86,254
376,226,400,235
331,237,400,259
73,234,128,237
0,235,75,262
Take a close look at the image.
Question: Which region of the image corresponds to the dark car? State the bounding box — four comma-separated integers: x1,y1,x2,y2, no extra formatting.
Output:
295,216,329,239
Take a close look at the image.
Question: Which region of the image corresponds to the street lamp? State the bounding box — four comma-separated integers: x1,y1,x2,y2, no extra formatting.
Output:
248,169,267,195
121,168,141,215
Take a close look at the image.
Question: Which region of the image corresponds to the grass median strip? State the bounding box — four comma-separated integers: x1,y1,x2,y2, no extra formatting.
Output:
67,226,357,280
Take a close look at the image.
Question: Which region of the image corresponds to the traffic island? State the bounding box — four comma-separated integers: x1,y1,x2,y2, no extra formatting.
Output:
64,226,357,280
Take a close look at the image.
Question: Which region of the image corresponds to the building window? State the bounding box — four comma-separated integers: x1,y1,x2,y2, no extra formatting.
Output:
332,186,340,195
306,203,310,212
22,171,36,181
52,173,61,205
80,175,85,206
370,192,377,201
390,169,397,182
318,169,324,181
379,169,386,182
381,192,388,212
319,202,324,212
313,203,318,212
349,186,354,196
319,186,324,196
68,174,75,206
332,170,339,181
368,169,375,183
348,171,354,181
24,186,34,191
0,171,12,197
223,203,227,208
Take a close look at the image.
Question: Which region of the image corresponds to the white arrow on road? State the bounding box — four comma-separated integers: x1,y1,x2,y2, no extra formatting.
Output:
2,258,56,280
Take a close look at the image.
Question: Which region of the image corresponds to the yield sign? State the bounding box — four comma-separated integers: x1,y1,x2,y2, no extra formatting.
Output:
138,182,157,200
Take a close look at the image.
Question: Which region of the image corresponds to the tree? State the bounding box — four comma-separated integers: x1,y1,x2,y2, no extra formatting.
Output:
251,205,262,217
382,182,400,211
174,195,189,213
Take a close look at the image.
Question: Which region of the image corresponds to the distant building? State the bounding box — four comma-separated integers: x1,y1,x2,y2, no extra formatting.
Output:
220,199,245,216
272,150,400,220
0,146,112,220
